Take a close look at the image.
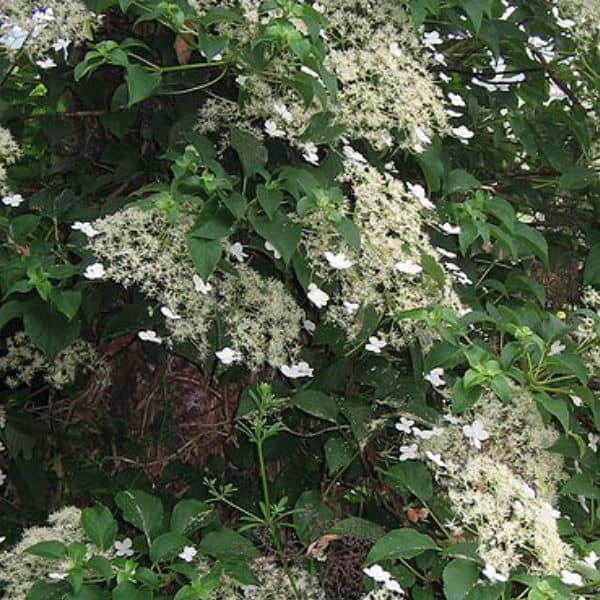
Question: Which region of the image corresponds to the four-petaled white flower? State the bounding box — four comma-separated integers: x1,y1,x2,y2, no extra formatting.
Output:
161,306,181,320
301,142,320,165
462,419,490,449
385,579,403,594
343,300,359,314
280,362,314,379
72,221,99,237
52,38,71,59
452,125,475,141
229,242,247,263
482,564,508,583
424,367,445,387
193,274,212,295
395,261,422,275
307,283,329,308
265,241,282,259
138,330,162,344
83,263,105,280
406,182,434,210
324,251,353,270
343,145,367,163
561,570,584,587
436,246,457,259
441,222,461,235
178,545,197,562
36,57,57,69
395,417,414,433
582,551,599,569
363,564,391,583
399,444,418,461
264,119,285,138
2,193,24,207
114,538,134,557
389,41,402,58
448,92,466,107
549,340,566,356
423,30,443,47
274,101,293,123
425,451,445,468
588,433,599,452
365,335,386,354
569,395,583,407
216,347,241,366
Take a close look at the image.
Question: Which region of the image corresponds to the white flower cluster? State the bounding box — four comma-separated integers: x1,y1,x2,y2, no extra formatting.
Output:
553,0,600,45
198,556,326,599
300,156,464,347
573,286,600,377
89,206,305,370
0,506,83,600
395,387,572,580
0,332,110,390
195,0,448,155
0,126,21,195
0,407,5,488
0,1,99,60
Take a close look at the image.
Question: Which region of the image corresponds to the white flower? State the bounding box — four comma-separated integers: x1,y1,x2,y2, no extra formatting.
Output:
2,193,24,207
114,538,134,557
549,340,566,356
582,551,599,569
424,367,445,387
48,572,68,580
443,413,460,425
307,283,329,308
83,263,105,279
425,451,445,468
264,119,285,138
441,222,461,235
482,564,508,583
446,109,463,118
389,41,402,58
72,221,99,237
395,261,423,275
324,251,353,270
521,483,536,499
395,417,414,433
300,65,319,79
274,101,293,123
363,564,391,583
406,182,435,210
36,57,57,69
343,145,367,163
52,38,71,59
1,25,27,51
423,30,443,47
444,262,460,272
413,427,443,440
0,470,5,486
462,419,490,449
192,274,212,295
216,347,241,366
303,319,316,333
160,306,181,320
343,300,359,314
569,395,583,407
265,241,282,259
452,125,475,141
448,92,466,107
561,570,584,587
0,536,5,544
365,335,386,354
414,126,431,146
588,433,599,452
178,545,197,562
138,330,162,344
399,444,418,461
280,362,314,378
436,246,457,259
229,242,247,263
384,579,404,594
301,142,319,165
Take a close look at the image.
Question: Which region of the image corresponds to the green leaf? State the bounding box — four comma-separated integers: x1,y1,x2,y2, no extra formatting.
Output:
230,128,268,177
187,237,222,281
112,581,138,600
49,288,82,321
0,299,23,331
514,223,548,268
115,490,165,544
291,390,338,422
584,244,600,285
170,499,213,535
26,540,67,559
460,0,483,32
87,555,113,582
199,528,259,561
293,490,334,545
443,559,481,600
149,532,190,562
135,567,160,589
324,437,354,473
125,65,161,107
536,393,570,433
452,378,481,414
23,299,80,359
334,216,361,252
561,473,600,499
545,353,589,385
256,185,283,220
417,144,444,193
420,253,445,288
444,169,479,195
191,198,237,239
559,166,597,191
490,374,510,403
365,528,438,564
329,517,384,541
81,504,118,552
386,462,433,500
248,208,301,265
